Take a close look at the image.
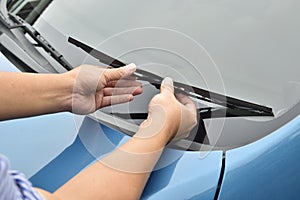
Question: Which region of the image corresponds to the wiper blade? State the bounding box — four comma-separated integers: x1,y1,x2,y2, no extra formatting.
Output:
109,106,272,120
68,37,124,68
7,13,73,71
68,37,163,84
68,36,274,118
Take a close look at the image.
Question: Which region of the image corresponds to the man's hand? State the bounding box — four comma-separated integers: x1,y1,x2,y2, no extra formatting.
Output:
66,63,142,114
139,77,197,142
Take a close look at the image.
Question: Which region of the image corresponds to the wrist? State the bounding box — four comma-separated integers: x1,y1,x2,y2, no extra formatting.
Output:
133,130,168,152
136,117,175,145
57,72,75,113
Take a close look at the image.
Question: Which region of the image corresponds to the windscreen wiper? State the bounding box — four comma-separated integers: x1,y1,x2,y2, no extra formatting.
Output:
3,13,73,71
68,36,274,119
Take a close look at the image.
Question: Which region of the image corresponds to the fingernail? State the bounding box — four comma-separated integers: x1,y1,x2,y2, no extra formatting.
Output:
126,63,136,73
129,95,134,101
162,77,173,85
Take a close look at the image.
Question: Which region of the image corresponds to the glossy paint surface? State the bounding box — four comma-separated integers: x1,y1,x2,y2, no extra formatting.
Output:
31,117,223,199
218,114,300,199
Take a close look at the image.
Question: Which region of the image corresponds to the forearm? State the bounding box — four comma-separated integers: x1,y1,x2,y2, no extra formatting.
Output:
54,126,170,200
100,129,169,198
0,72,72,120
34,75,195,200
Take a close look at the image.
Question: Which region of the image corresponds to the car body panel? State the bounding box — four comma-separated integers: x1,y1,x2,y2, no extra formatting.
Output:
218,114,300,200
30,117,223,199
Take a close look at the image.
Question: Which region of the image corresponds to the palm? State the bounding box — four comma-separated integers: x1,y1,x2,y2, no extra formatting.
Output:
70,65,142,115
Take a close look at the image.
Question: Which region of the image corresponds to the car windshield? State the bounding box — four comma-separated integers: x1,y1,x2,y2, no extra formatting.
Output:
9,0,299,115
2,0,300,150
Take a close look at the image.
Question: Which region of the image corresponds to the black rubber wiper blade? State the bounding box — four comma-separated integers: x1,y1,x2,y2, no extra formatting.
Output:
109,105,271,120
177,82,273,115
68,37,163,84
68,37,124,68
68,36,274,118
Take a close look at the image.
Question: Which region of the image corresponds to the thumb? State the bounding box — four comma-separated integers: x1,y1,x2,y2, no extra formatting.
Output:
160,77,174,94
104,63,136,82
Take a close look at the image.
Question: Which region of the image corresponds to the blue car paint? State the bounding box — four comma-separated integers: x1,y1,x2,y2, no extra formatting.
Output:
0,112,77,177
0,53,19,72
218,115,300,200
30,117,223,199
142,150,222,200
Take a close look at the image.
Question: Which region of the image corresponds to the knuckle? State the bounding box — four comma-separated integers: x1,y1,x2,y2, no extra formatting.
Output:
103,69,110,80
118,68,126,76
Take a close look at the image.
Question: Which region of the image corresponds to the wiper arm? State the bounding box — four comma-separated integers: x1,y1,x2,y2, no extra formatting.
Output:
68,36,274,118
6,13,73,71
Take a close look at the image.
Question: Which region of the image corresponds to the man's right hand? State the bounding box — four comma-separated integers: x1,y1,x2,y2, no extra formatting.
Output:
140,77,197,142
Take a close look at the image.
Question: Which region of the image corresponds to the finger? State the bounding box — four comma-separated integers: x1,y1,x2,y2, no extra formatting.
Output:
104,86,142,96
160,77,174,94
106,79,142,88
176,93,197,111
122,75,137,81
109,74,137,81
104,63,136,82
101,94,134,107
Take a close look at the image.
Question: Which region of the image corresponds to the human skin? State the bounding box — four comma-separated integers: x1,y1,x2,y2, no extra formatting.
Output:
0,64,197,199
0,64,142,120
